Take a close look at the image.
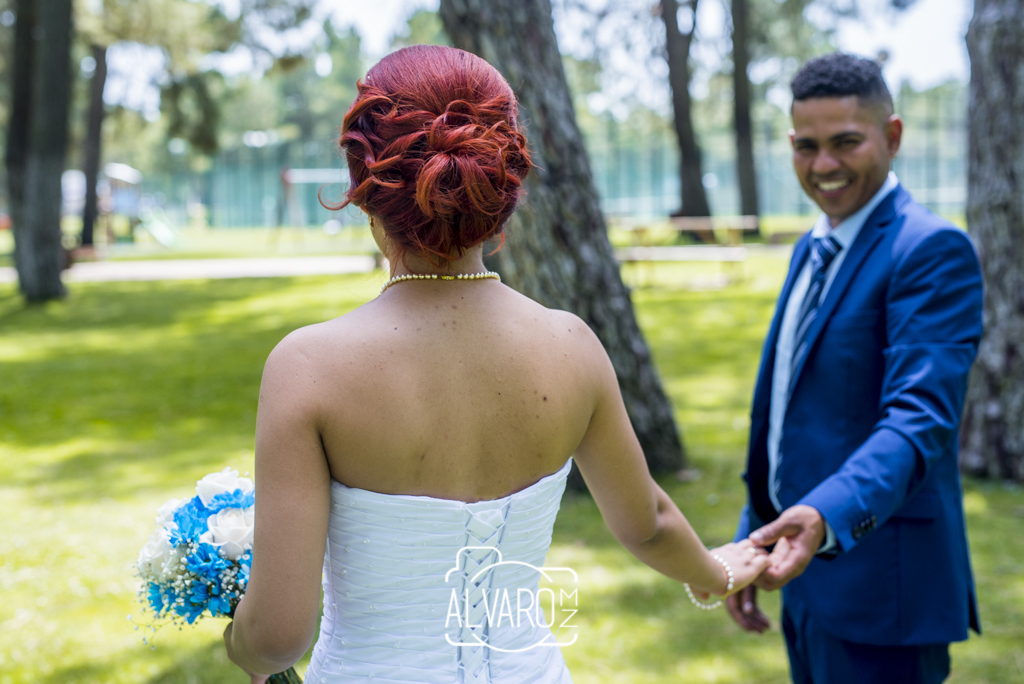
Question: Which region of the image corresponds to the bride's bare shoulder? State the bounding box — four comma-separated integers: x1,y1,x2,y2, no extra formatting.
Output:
261,302,376,372
503,290,607,360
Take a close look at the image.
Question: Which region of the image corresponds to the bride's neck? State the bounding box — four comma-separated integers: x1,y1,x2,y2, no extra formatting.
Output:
388,247,488,278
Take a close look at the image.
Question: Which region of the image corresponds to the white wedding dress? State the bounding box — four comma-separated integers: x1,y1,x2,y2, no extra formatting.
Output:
304,458,575,684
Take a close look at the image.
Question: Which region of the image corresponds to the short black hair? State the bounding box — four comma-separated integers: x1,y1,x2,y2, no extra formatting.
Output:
791,52,893,111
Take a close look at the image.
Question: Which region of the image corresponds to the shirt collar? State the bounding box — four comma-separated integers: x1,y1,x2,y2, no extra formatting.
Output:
811,171,899,248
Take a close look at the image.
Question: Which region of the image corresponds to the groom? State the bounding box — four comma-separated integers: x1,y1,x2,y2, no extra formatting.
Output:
729,53,983,683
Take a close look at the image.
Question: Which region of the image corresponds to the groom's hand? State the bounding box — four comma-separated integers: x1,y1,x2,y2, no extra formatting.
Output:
725,585,771,633
748,504,825,591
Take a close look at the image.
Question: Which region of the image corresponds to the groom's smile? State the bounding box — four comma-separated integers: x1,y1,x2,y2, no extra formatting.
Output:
789,95,902,227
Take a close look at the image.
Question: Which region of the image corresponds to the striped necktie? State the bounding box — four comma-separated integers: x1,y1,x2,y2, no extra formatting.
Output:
788,235,843,398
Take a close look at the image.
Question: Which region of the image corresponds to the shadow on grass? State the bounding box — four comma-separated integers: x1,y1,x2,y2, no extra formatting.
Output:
14,437,250,502
560,566,790,683
3,270,1022,684
33,641,241,684
2,276,779,508
1,277,374,504
142,641,244,684
1,279,265,335
37,661,119,684
635,288,776,389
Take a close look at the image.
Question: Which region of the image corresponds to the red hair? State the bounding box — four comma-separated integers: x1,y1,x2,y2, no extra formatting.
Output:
326,45,531,266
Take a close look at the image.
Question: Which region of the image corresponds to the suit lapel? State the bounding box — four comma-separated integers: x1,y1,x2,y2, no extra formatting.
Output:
787,187,905,392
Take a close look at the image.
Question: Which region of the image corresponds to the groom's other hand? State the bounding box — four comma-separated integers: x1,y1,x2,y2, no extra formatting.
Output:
725,585,771,633
749,504,825,590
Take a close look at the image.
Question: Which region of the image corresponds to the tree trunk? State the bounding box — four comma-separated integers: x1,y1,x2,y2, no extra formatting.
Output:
660,0,711,217
81,43,107,248
6,0,34,280
730,0,759,220
7,0,74,302
438,0,687,487
960,0,1024,482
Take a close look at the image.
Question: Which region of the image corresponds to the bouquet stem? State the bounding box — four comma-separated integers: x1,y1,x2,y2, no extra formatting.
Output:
268,667,302,683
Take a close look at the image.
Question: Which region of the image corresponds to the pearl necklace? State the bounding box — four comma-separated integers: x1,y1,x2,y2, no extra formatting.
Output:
379,270,501,295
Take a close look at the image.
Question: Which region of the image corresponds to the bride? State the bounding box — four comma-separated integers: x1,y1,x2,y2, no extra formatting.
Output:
223,44,768,683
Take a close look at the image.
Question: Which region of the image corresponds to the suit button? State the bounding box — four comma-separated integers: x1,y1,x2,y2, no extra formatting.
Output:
852,527,864,540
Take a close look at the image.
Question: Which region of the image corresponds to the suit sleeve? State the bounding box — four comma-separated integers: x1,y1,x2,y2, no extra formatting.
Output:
798,227,983,553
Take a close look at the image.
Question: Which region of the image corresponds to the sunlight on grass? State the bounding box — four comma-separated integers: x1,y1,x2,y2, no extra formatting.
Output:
2,258,1022,683
962,490,989,515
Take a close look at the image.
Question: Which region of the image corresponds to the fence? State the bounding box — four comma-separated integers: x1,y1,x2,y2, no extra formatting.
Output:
139,85,968,228
140,139,362,230
588,85,968,220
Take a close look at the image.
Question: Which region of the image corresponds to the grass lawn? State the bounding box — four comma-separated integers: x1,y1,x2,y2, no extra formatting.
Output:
0,225,378,268
1,257,1021,683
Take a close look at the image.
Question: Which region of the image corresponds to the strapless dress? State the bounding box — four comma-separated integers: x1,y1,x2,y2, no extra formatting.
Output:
303,458,575,684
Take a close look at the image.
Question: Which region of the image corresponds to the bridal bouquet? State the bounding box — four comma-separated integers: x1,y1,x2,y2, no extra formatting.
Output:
135,467,302,683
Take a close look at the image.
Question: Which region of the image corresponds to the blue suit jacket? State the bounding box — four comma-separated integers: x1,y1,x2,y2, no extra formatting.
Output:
734,185,983,646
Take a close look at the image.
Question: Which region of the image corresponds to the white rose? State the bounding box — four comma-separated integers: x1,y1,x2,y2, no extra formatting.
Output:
137,528,175,581
155,498,182,529
199,507,254,560
195,467,253,508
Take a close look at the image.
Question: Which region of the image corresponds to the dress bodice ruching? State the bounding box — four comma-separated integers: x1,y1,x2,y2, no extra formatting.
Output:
304,459,575,684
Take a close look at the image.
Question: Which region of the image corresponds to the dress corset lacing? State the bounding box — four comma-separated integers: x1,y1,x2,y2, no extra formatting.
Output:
303,459,575,684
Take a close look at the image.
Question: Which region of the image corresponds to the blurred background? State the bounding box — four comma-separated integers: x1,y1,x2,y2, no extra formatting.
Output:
0,0,973,256
2,1,1023,683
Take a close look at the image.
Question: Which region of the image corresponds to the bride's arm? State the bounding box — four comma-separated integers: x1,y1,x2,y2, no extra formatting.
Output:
225,331,332,676
570,324,767,596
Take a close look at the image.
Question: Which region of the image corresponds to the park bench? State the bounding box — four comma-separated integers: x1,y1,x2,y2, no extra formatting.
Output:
609,215,756,288
614,245,747,262
668,214,760,245
765,228,808,244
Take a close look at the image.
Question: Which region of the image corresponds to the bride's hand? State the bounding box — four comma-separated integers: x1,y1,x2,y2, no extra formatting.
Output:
222,621,271,683
706,540,770,597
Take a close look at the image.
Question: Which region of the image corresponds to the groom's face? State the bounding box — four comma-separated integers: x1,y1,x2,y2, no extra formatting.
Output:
789,96,902,226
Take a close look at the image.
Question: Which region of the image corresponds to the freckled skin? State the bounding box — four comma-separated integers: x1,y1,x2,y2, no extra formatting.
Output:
279,245,598,502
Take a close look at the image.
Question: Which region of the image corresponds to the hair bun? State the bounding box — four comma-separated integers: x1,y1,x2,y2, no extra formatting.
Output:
327,46,531,265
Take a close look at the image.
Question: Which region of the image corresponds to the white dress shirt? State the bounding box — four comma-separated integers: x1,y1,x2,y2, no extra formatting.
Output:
767,172,899,552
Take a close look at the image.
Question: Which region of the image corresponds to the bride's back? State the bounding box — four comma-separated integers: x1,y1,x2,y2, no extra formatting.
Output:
292,280,597,501
267,44,602,502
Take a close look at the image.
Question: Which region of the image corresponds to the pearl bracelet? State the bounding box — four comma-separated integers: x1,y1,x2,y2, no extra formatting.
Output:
683,553,735,611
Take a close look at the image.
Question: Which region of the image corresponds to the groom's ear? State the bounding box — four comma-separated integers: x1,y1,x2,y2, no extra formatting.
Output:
883,114,903,161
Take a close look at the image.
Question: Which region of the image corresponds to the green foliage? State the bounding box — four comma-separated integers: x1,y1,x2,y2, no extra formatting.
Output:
69,0,325,169
74,0,243,160
390,9,450,50
1,262,1020,682
162,74,222,155
748,0,838,67
277,22,363,144
78,0,242,62
217,21,364,148
93,19,363,176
